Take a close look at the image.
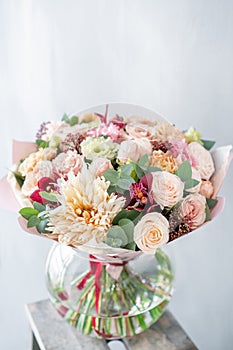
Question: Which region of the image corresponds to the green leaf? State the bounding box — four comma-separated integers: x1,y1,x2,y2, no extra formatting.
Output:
39,191,58,203
103,169,119,185
107,226,128,246
120,163,133,177
36,219,50,233
134,164,145,179
145,166,162,173
206,198,218,209
175,161,192,182
19,207,39,220
112,209,142,225
105,237,122,248
69,116,79,126
184,179,200,190
33,202,46,212
117,178,133,190
13,172,25,188
124,242,136,250
61,113,69,123
36,139,49,149
138,154,149,169
205,204,211,222
118,218,134,242
27,215,40,228
201,139,216,151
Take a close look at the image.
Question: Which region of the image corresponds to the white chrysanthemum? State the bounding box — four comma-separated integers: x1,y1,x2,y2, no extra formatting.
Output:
81,136,119,161
47,165,125,246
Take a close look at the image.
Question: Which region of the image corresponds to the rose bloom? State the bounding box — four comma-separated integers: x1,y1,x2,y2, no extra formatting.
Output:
89,157,113,177
21,160,53,196
52,150,83,178
126,123,156,140
118,138,152,163
199,180,214,198
134,212,169,254
152,171,184,208
153,120,185,142
18,147,57,176
149,150,178,173
177,193,206,229
188,142,215,180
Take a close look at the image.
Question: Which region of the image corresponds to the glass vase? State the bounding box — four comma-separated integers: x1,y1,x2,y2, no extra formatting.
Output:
45,243,174,339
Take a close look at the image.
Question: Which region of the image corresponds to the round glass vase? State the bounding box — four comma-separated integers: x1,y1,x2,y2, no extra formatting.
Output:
45,243,174,339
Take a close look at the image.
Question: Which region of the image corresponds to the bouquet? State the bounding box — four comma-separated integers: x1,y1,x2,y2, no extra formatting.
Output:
0,104,231,338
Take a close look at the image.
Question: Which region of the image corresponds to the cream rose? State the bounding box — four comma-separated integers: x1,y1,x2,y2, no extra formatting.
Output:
154,120,185,142
178,193,206,229
19,147,57,176
21,160,53,196
134,212,169,254
188,142,215,180
89,157,113,177
152,171,184,208
199,180,214,198
118,138,152,163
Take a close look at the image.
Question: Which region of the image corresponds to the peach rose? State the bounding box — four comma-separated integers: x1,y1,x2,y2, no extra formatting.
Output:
154,120,184,142
149,150,178,173
199,180,214,198
21,160,53,196
89,157,113,177
134,212,169,254
19,147,57,176
178,193,206,229
188,142,215,180
52,151,83,178
152,171,184,208
118,138,152,163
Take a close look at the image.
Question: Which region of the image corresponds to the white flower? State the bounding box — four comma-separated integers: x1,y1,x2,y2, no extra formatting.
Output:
47,165,125,246
151,171,184,208
81,136,119,161
134,213,169,254
188,142,215,180
118,138,152,163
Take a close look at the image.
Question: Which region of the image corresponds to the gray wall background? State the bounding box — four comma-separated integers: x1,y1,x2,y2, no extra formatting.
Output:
0,0,233,349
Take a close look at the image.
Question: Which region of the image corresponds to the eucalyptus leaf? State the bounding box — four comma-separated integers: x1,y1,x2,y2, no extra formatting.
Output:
39,191,58,203
205,204,211,222
120,163,133,176
36,139,49,149
118,218,134,242
117,178,132,190
27,215,40,228
206,198,218,209
134,164,145,179
107,226,128,246
184,179,200,190
112,209,142,225
19,207,39,220
33,202,46,212
175,161,192,182
103,168,119,185
124,242,136,250
36,219,50,233
201,139,216,151
69,116,79,126
138,154,149,169
105,237,122,248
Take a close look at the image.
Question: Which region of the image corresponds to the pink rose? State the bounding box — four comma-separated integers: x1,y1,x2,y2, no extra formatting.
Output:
178,193,206,229
118,139,152,163
89,157,113,177
52,151,83,178
188,142,215,180
151,171,184,208
134,212,169,254
199,180,214,198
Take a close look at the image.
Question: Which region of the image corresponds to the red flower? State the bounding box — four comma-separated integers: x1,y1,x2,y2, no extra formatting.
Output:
30,177,57,204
